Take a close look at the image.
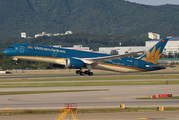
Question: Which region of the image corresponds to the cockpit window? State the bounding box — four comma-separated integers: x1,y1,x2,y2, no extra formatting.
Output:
8,46,14,49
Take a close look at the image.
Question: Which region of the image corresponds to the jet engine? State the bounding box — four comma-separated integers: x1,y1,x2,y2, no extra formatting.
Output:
65,58,84,69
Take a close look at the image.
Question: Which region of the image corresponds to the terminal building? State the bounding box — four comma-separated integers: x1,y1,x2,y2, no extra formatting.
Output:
98,37,179,55
146,37,179,55
51,37,179,57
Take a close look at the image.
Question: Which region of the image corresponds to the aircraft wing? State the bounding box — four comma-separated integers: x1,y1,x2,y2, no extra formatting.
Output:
77,50,144,64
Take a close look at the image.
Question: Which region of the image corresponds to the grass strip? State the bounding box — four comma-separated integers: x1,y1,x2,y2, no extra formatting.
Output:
0,80,179,88
0,75,179,82
1,107,179,116
0,89,108,95
137,96,179,99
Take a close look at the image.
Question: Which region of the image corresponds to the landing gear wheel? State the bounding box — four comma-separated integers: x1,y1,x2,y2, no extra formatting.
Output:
84,71,89,74
80,72,84,76
88,72,93,76
76,70,81,74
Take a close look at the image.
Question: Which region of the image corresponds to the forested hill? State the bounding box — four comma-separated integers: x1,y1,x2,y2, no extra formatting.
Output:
1,0,179,37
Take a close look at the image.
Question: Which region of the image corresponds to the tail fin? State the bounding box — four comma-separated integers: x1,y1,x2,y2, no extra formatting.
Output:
140,38,169,64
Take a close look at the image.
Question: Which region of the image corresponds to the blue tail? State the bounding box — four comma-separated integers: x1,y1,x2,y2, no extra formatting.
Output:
140,38,169,64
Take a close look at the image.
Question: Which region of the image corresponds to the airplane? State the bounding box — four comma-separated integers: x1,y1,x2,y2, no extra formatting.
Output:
3,38,169,76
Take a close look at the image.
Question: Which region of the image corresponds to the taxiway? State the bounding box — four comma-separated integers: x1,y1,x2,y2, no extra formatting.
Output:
0,85,179,110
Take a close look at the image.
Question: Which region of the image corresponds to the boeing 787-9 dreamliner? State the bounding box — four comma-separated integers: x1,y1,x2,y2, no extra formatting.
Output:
3,38,169,76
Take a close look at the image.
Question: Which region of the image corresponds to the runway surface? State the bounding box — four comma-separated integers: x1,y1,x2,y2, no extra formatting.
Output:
0,85,179,110
0,73,179,120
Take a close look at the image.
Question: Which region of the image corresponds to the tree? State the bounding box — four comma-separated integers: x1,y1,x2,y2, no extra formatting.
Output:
168,52,174,58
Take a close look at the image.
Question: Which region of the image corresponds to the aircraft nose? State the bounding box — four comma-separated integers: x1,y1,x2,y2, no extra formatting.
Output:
3,49,7,55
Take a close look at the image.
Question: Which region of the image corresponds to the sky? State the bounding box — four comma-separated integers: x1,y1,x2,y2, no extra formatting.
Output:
126,0,179,6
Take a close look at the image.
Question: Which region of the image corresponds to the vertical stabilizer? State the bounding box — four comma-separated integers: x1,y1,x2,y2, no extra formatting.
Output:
140,38,169,64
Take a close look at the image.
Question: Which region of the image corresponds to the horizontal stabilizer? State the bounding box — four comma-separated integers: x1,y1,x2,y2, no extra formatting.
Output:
145,65,166,69
145,65,176,69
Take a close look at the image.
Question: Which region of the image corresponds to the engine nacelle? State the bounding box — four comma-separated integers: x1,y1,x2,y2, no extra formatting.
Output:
65,58,84,69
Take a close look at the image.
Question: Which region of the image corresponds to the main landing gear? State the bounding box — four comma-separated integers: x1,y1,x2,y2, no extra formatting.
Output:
76,70,93,76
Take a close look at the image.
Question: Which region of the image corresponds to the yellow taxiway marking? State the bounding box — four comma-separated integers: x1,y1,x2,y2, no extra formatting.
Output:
5,108,11,110
140,118,150,120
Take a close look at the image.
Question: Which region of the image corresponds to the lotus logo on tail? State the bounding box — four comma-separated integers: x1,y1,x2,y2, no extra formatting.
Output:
141,46,161,64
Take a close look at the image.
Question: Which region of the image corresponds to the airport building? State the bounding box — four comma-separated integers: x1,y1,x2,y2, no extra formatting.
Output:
99,46,150,55
98,37,179,55
146,37,179,55
52,45,90,51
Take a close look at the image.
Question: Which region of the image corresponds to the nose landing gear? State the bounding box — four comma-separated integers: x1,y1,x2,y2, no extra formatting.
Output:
14,60,18,65
13,57,18,65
